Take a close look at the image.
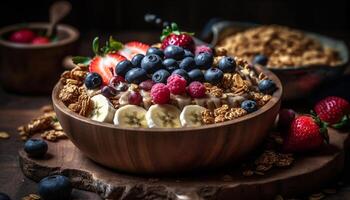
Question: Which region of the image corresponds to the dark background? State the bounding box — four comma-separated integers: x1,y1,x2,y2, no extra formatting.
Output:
1,0,349,36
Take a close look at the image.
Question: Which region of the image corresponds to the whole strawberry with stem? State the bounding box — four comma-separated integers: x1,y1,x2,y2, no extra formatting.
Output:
161,23,195,53
314,96,350,128
283,115,328,153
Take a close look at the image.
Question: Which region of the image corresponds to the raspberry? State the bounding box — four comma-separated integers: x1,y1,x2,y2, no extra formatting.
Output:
195,45,213,55
151,83,170,104
187,81,206,98
166,74,187,95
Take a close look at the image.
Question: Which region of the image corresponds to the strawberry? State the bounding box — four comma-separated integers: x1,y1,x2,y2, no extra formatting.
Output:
118,41,149,60
314,96,350,128
89,53,126,85
9,29,36,43
161,23,195,53
32,36,50,45
283,115,328,153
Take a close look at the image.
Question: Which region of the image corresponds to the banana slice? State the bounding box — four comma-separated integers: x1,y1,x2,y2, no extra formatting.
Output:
114,105,148,128
146,104,181,128
180,105,207,127
89,94,116,123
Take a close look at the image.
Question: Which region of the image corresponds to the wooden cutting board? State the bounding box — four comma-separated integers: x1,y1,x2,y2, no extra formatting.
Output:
19,128,349,200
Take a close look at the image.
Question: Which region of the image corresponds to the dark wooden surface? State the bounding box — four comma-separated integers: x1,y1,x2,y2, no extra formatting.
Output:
1,31,350,199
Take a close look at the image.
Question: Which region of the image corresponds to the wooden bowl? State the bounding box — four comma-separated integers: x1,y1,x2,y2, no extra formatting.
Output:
52,66,282,174
0,23,79,94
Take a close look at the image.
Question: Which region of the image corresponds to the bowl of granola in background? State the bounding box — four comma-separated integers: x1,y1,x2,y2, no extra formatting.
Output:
208,21,349,100
0,23,79,94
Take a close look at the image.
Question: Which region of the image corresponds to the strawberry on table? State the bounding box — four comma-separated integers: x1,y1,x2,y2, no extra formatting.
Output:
161,23,195,53
118,41,149,60
283,115,328,153
314,96,350,128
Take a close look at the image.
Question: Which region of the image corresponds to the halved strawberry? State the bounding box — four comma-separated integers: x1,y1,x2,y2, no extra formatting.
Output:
89,53,126,85
118,41,149,60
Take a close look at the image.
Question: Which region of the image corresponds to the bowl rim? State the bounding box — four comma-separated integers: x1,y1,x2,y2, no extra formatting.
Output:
0,22,79,49
52,65,282,133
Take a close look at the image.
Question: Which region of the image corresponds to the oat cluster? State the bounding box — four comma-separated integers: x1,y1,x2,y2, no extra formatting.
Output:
218,25,341,67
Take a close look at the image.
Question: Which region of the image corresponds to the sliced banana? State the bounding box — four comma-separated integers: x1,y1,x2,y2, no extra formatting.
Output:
89,94,116,123
180,105,207,127
146,104,181,128
114,105,148,128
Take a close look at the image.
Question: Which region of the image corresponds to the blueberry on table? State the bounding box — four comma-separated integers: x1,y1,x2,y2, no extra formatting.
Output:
258,79,277,94
253,54,268,66
184,49,194,58
146,47,164,58
188,69,204,82
38,175,72,200
125,68,148,84
194,53,213,69
218,56,236,72
141,54,163,74
115,60,133,77
84,72,102,89
131,54,145,67
241,100,257,113
172,69,190,83
162,58,179,73
164,45,185,60
152,69,171,83
24,139,48,158
179,57,196,71
0,192,11,200
204,68,223,84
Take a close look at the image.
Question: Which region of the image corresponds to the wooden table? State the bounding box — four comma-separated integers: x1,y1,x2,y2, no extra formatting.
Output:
1,31,350,200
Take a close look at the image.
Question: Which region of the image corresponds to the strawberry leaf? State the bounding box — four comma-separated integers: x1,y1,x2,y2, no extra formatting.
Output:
72,56,91,65
109,36,123,51
332,115,349,129
92,37,100,55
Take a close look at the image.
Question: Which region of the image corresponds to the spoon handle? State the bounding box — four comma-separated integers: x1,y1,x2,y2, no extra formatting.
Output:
47,1,72,37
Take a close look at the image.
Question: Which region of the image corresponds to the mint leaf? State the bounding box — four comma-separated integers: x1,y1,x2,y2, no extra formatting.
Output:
92,37,100,55
72,56,91,65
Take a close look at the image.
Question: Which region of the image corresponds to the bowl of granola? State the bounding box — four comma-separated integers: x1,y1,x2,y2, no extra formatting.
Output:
209,21,349,100
52,31,282,173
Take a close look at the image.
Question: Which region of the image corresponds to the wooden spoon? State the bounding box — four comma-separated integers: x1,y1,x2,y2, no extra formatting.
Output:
46,1,72,38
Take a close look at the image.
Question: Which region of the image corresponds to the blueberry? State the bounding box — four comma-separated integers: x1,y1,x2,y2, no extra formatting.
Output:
172,69,190,83
253,54,268,66
218,56,236,72
131,54,145,67
204,68,223,84
164,45,185,60
152,69,170,83
0,193,10,200
241,100,257,113
125,68,148,84
84,72,102,89
162,58,179,72
258,79,277,94
179,57,196,71
184,49,194,58
141,54,163,73
194,53,213,69
38,175,72,200
101,85,117,98
115,60,133,77
188,69,204,82
24,139,48,158
146,47,164,57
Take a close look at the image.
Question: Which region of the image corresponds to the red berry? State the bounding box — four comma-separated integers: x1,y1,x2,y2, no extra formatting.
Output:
283,115,327,153
278,109,296,131
32,36,50,44
151,83,170,104
109,75,126,87
166,74,187,95
9,29,36,43
128,91,142,105
314,96,350,125
160,23,195,52
139,80,155,91
187,81,206,98
195,45,213,55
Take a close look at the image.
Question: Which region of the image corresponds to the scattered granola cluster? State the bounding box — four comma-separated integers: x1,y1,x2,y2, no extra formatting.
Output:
218,25,341,68
17,105,67,142
22,194,41,200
